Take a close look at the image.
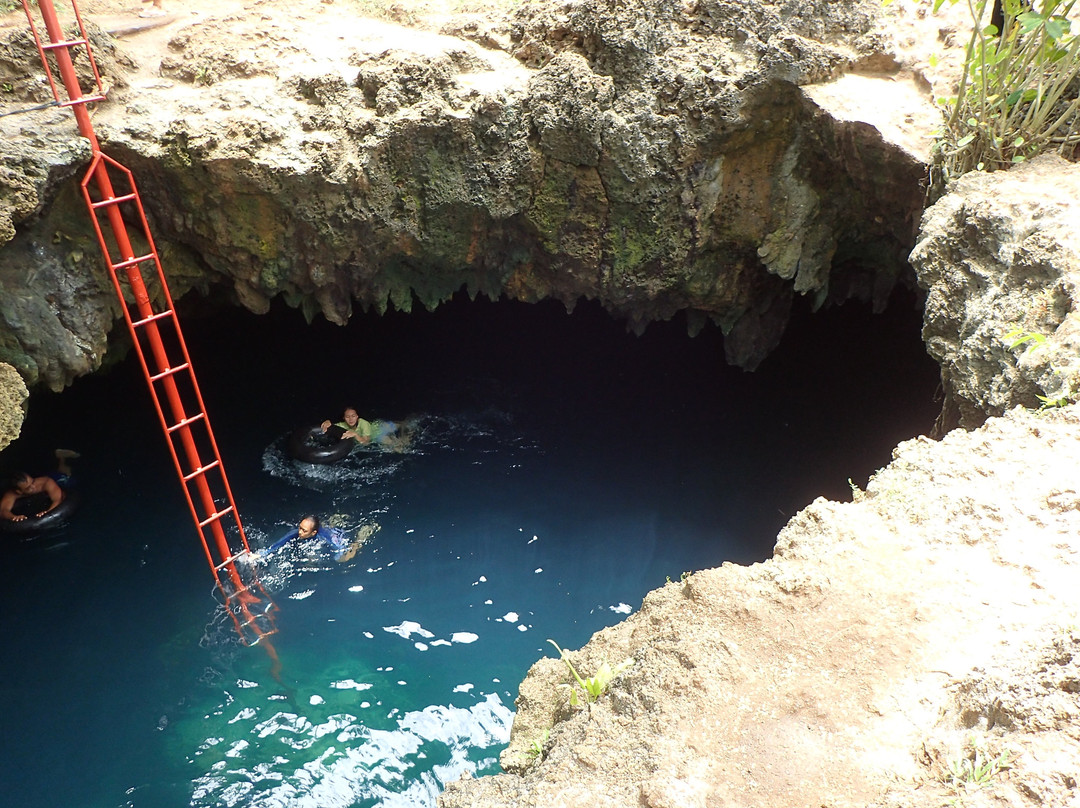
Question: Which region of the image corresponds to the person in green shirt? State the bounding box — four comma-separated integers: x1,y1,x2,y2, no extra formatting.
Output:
320,407,411,451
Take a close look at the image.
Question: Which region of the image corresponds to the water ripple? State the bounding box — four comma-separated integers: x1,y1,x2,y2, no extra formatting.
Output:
189,694,511,807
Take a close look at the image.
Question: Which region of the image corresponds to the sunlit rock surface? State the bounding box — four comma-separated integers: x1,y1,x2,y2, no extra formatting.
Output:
912,154,1080,430
2,0,956,391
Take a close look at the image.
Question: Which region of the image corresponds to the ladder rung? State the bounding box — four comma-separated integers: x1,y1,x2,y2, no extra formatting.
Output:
42,38,88,50
170,413,208,436
60,94,106,107
239,614,278,633
131,309,174,329
148,362,189,383
227,583,254,602
199,506,234,529
112,253,155,272
182,458,219,481
213,548,250,571
91,192,137,210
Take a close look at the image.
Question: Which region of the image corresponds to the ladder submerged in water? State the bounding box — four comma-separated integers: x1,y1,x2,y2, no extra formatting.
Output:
21,0,277,646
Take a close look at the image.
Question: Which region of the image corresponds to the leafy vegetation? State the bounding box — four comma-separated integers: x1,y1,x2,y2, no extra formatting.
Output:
929,0,1080,186
1004,327,1077,409
947,746,1012,790
526,729,550,761
546,640,634,707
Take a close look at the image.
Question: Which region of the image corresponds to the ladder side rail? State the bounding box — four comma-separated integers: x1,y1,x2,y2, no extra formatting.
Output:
20,0,104,101
84,156,252,563
121,174,256,556
79,171,249,595
20,0,104,125
32,6,239,577
64,0,104,92
154,341,258,570
20,0,63,105
30,0,276,647
79,178,214,534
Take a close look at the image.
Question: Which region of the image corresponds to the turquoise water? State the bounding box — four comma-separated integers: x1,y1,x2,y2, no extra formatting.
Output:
0,295,940,807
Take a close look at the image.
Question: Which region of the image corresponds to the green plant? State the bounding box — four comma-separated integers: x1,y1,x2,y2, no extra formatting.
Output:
847,477,867,501
947,748,1011,789
526,729,549,760
1,1,21,14
546,640,634,706
1004,327,1077,409
929,0,1080,185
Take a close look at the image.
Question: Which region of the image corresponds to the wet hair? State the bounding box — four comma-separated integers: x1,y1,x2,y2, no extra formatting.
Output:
7,471,31,491
300,514,321,531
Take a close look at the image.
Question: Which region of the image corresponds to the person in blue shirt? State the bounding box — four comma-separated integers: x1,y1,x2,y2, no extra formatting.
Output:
265,514,350,560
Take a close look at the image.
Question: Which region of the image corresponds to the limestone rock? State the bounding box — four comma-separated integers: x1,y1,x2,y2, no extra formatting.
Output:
1,0,956,393
0,361,28,452
911,155,1080,430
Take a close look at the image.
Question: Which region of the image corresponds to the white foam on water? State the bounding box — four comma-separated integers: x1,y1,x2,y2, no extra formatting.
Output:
383,621,435,640
228,707,257,725
330,680,373,691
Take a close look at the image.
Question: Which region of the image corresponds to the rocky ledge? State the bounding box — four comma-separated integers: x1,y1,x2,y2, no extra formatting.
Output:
2,0,964,396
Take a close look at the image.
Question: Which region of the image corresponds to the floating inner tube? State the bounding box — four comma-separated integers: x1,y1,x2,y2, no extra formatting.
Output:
287,424,353,464
0,484,80,536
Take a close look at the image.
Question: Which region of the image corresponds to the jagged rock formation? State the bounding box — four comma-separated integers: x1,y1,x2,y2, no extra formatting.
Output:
912,155,1080,431
1,0,955,395
0,361,28,451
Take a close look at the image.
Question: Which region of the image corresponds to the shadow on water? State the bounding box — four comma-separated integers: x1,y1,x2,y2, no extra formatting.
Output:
0,291,941,808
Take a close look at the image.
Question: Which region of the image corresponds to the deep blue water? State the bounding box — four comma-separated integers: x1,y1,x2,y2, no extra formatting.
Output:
0,293,940,807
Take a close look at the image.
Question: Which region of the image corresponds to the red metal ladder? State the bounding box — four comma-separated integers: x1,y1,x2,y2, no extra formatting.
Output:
22,0,277,646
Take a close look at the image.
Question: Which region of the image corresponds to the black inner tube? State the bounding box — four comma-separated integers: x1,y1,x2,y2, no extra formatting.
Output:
0,485,79,535
287,425,353,464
